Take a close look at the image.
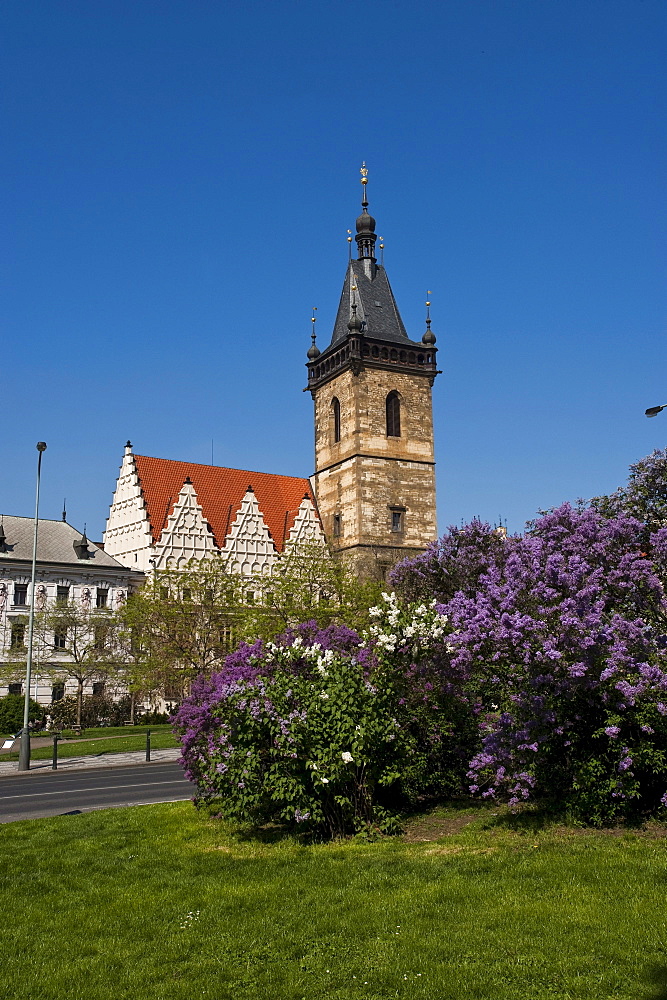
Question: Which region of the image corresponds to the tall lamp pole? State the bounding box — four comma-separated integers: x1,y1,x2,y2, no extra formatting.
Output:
18,442,47,772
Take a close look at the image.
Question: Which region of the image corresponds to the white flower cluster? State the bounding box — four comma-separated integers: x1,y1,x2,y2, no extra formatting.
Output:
364,591,452,656
265,638,337,677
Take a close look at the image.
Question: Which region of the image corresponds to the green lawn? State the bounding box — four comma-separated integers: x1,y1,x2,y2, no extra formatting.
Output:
1,724,173,741
0,725,178,761
1,728,179,761
1,802,666,999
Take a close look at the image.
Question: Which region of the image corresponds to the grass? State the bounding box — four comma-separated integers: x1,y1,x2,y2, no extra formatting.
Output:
0,725,178,761
1,801,667,999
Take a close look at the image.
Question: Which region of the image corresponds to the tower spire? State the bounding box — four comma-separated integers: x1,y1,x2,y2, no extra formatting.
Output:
355,162,377,262
307,307,320,359
422,290,436,345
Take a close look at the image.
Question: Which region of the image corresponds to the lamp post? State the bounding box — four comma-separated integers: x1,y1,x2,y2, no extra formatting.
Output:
18,442,47,772
645,405,667,418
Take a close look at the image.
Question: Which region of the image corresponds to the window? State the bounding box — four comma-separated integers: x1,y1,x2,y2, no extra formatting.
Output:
333,514,341,537
92,681,105,697
182,588,192,602
160,587,169,600
219,625,235,653
332,397,341,443
56,586,70,604
10,622,25,649
54,631,67,650
8,682,22,696
51,683,65,703
386,392,401,437
96,588,108,608
13,584,28,607
391,511,403,533
94,624,107,650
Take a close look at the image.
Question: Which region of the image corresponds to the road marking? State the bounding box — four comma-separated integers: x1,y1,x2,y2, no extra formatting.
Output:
0,779,189,801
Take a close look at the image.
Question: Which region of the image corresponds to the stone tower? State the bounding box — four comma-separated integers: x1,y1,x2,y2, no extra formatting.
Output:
306,165,439,579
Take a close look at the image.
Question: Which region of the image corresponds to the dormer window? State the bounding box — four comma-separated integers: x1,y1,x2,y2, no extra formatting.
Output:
73,533,91,559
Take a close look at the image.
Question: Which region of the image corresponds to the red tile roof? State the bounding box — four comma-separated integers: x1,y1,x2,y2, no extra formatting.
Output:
134,455,318,553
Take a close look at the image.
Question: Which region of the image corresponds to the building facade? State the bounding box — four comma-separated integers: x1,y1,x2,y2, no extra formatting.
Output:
103,445,324,574
0,516,143,703
306,166,439,578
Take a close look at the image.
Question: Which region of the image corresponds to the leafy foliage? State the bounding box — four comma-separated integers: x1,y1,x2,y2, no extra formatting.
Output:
48,693,139,729
392,504,667,824
174,624,405,837
123,545,382,704
591,448,667,537
173,600,482,837
0,693,42,735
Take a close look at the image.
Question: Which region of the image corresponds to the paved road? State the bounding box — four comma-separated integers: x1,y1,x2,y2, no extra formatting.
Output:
0,746,182,777
0,761,194,824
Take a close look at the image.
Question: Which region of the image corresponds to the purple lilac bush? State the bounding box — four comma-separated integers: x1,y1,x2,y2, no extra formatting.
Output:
173,623,412,837
173,608,479,836
391,505,667,824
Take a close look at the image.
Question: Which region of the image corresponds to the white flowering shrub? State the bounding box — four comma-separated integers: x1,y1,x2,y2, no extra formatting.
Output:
365,593,478,801
177,625,409,838
176,604,479,838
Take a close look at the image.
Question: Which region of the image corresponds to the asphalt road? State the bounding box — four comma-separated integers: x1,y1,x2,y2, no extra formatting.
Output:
0,761,194,824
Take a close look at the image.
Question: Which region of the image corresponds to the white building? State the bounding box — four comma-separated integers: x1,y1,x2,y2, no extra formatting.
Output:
0,515,143,704
103,442,325,574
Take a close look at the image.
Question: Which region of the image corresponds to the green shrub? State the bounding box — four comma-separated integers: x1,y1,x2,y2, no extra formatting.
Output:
0,693,42,735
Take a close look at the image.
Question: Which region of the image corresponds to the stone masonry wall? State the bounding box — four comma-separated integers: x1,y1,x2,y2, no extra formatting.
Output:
313,365,437,577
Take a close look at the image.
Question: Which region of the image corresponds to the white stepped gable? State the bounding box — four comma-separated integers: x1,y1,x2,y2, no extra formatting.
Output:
221,488,278,577
285,495,325,548
103,443,153,572
153,480,219,571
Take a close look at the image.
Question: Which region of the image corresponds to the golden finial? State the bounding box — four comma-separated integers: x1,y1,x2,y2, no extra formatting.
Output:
360,162,369,209
426,290,432,319
311,307,317,323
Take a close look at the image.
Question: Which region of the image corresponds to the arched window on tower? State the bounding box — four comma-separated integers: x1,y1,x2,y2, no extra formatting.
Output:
386,391,401,437
332,397,341,443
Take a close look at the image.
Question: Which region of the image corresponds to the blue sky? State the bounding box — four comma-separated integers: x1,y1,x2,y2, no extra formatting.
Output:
2,0,666,539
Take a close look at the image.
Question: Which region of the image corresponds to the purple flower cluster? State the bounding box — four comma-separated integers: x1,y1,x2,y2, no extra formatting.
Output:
392,503,667,822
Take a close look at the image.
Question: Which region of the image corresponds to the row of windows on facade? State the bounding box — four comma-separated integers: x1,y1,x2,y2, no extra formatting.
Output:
7,680,106,701
331,391,401,444
332,509,404,537
9,621,110,651
6,584,110,608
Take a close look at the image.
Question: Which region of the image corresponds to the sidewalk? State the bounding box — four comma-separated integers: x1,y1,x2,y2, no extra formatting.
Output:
0,747,182,777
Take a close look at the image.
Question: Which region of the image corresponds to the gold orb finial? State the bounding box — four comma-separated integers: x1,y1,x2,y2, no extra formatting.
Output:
360,161,368,185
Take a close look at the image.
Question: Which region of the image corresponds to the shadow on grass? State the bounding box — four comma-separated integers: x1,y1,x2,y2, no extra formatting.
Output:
643,966,667,1000
483,800,663,836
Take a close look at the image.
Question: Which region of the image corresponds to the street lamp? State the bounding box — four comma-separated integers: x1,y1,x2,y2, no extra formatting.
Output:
645,405,667,418
18,442,47,772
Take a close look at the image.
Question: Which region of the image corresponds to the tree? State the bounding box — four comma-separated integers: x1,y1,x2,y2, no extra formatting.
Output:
391,505,667,824
591,448,667,538
121,556,245,701
35,601,124,727
240,539,383,641
122,544,383,702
